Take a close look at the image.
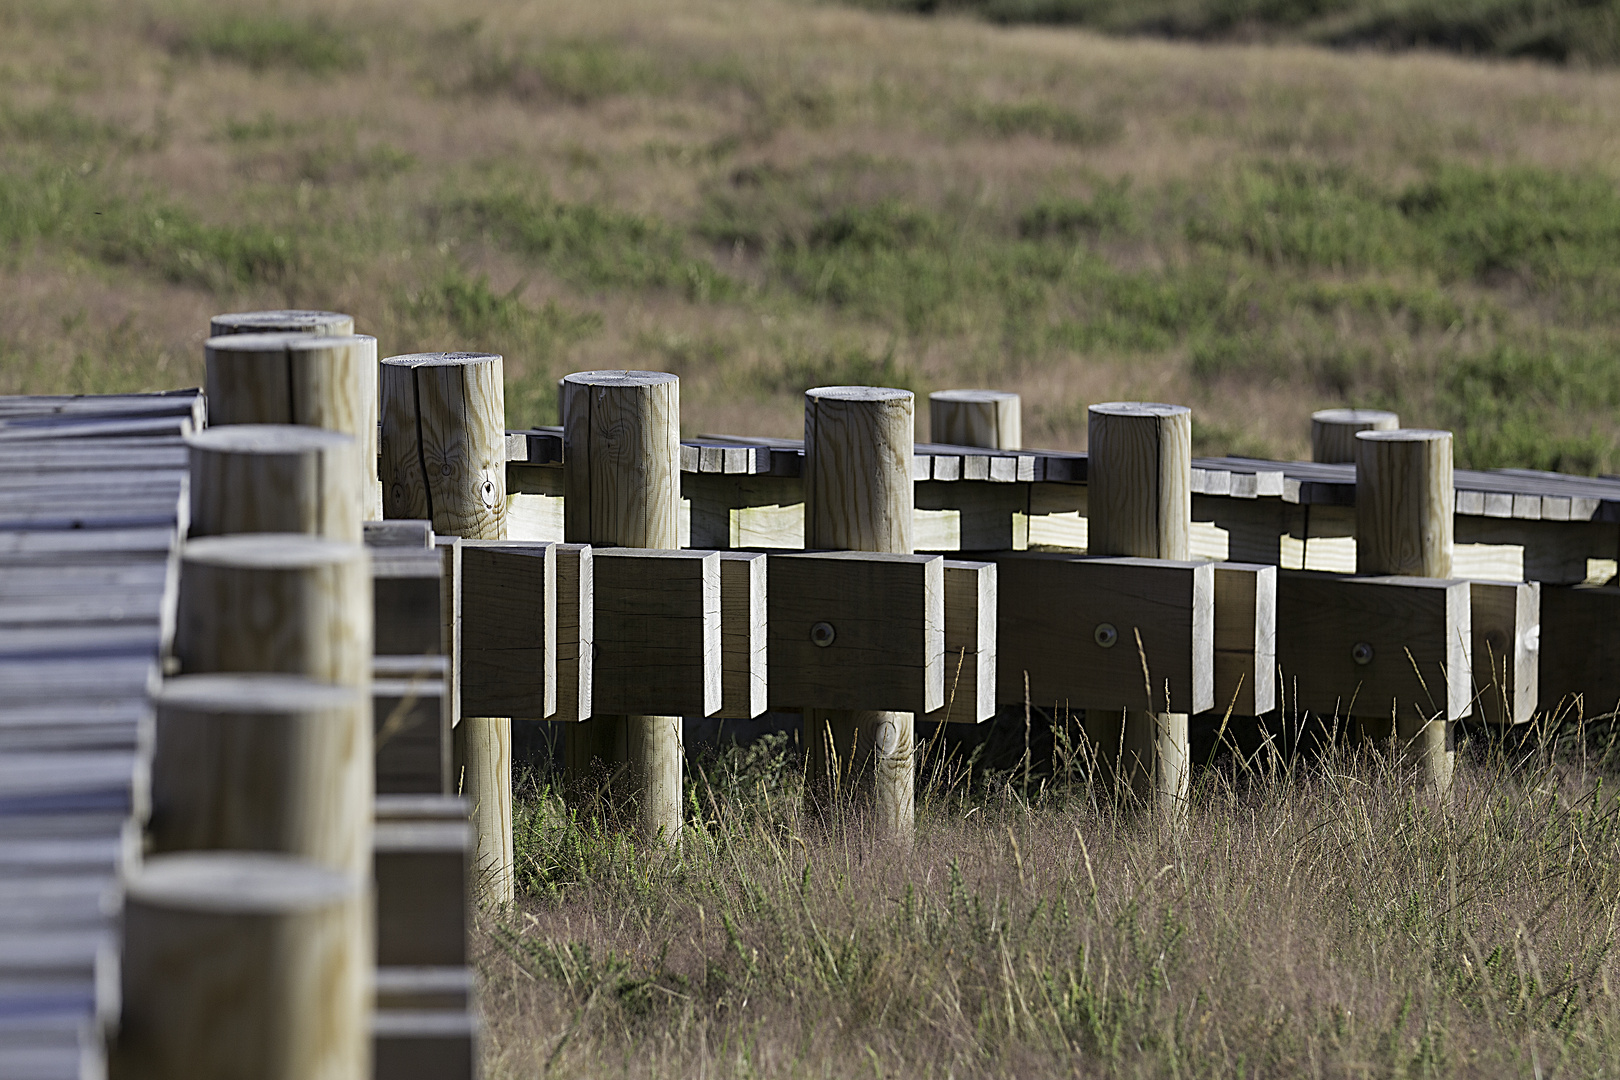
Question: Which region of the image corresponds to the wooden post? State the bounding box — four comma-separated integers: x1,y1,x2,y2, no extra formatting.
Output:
188,425,362,542
204,332,380,519
561,370,683,844
803,385,916,840
113,852,368,1080
929,390,1021,450
1085,402,1192,817
211,309,355,337
1356,428,1456,794
176,534,372,688
380,352,512,902
151,675,370,877
1312,408,1398,464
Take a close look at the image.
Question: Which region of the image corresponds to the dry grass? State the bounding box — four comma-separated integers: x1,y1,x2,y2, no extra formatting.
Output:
484,726,1620,1078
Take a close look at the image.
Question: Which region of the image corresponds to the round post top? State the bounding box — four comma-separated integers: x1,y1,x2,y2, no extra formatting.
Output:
1313,408,1399,425
186,425,355,454
806,386,912,403
381,352,501,369
1355,428,1451,443
930,389,1018,403
156,674,361,713
210,310,353,334
562,369,677,388
126,852,358,913
1089,401,1190,418
182,533,365,569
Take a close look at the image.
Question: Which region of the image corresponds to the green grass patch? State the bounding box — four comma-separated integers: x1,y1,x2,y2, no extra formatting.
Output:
0,164,300,290
962,99,1123,145
440,186,736,300
163,12,359,74
458,37,665,104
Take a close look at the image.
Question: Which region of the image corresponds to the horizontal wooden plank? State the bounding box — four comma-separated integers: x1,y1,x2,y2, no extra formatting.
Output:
767,552,944,713
1538,585,1620,715
1276,571,1471,722
1470,580,1538,725
593,549,721,717
1212,563,1276,716
460,542,557,720
995,555,1214,714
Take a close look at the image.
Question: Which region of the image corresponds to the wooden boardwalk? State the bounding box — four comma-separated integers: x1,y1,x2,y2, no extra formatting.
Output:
0,392,199,1080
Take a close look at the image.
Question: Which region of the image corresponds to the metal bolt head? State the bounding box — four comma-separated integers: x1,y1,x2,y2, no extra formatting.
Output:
1094,623,1118,649
810,621,836,648
1352,641,1374,666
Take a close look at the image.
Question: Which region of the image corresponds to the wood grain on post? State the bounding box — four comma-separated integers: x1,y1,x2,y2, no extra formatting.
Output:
151,675,370,877
561,371,683,843
114,852,368,1080
176,534,371,688
1312,408,1398,464
1355,428,1457,793
803,385,916,840
1085,402,1192,816
204,332,380,519
188,425,362,542
381,353,508,541
381,352,512,902
929,390,1021,450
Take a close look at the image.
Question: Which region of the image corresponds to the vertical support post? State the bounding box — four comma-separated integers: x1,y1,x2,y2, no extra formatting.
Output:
204,332,380,520
151,676,370,876
1085,402,1192,817
1311,408,1398,464
114,852,368,1080
560,371,683,844
188,425,362,542
803,386,916,841
928,390,1021,450
380,352,512,902
1356,428,1456,795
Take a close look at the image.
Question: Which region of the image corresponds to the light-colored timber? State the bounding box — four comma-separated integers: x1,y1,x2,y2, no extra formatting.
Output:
151,676,370,877
1212,563,1277,717
188,425,362,542
380,354,508,542
176,534,371,688
204,332,380,519
802,386,918,839
1469,580,1539,726
1311,408,1399,464
382,354,511,901
561,370,683,843
715,552,768,720
113,852,368,1080
1355,428,1457,794
921,560,997,724
551,544,594,724
1085,402,1194,815
210,310,355,338
929,390,1021,451
372,548,444,657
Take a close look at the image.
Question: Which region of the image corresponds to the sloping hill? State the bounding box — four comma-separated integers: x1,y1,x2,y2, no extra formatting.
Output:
4,0,1620,468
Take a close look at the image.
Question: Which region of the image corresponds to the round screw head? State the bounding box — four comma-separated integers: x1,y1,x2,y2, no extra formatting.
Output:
810,621,836,648
1094,623,1118,649
1352,641,1374,666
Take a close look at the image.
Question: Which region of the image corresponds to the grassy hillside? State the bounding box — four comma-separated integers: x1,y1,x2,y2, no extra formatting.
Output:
5,0,1620,468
